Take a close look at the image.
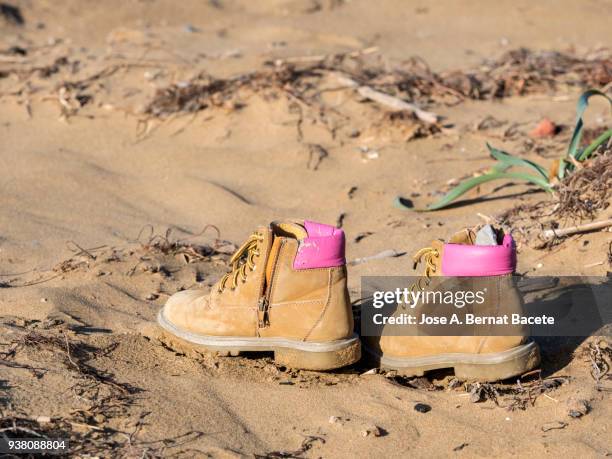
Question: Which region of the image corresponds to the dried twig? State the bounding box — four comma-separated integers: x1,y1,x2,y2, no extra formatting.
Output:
333,73,439,124
349,249,404,266
540,218,612,241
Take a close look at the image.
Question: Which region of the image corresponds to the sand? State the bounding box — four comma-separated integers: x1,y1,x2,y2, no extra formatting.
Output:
1,0,611,457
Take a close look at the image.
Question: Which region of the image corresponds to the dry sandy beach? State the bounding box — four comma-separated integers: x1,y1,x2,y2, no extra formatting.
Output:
1,0,611,457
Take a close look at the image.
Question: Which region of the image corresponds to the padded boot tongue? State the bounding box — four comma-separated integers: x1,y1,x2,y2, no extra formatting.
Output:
265,221,307,285
272,221,308,240
448,227,478,245
448,225,504,246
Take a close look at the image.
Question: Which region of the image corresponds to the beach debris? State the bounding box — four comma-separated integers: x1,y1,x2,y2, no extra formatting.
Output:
413,403,431,413
394,196,414,209
584,261,605,268
586,340,611,389
0,328,194,455
360,368,378,376
264,435,325,457
33,415,52,424
453,443,469,451
354,232,373,243
2,45,27,56
328,415,350,426
349,249,403,266
134,225,227,262
139,47,611,145
553,154,612,220
463,373,570,410
475,115,505,131
541,421,568,432
360,425,383,437
359,48,611,106
529,118,557,138
359,146,379,161
370,111,442,141
468,383,499,404
6,224,234,289
333,73,439,124
183,24,200,33
388,375,440,391
306,143,329,170
458,48,612,99
540,218,612,241
0,2,23,25
3,44,608,142
52,241,103,274
566,398,590,418
502,151,611,247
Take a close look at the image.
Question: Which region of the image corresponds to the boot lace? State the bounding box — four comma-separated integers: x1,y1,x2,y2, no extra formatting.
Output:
410,247,439,292
218,232,264,293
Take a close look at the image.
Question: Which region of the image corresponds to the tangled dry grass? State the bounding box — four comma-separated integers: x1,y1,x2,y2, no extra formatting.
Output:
3,42,610,145
0,225,235,289
464,373,570,411
554,153,612,220
500,145,611,246
144,48,612,118
450,48,611,100
585,339,612,390
0,323,204,457
1,324,136,456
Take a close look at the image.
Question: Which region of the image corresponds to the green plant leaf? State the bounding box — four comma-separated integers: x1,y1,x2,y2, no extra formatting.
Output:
487,143,549,180
425,172,553,211
557,158,568,180
491,162,513,172
567,89,612,160
577,128,612,161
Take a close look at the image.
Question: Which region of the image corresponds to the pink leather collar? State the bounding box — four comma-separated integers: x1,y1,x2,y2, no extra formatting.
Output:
293,220,346,269
441,234,516,276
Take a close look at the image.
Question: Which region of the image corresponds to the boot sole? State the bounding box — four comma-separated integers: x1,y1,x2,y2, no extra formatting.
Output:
364,341,540,381
157,310,361,371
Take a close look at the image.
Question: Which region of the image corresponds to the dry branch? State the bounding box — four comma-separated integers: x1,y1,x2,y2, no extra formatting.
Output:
540,218,612,241
333,73,439,124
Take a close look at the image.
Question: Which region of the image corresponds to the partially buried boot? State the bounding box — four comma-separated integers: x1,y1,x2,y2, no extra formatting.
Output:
158,220,360,370
364,225,540,381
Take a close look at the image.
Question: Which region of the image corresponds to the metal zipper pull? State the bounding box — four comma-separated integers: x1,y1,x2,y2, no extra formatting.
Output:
257,239,283,329
257,297,269,328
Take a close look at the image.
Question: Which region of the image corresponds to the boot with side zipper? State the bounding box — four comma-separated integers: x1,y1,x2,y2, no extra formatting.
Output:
158,220,360,370
363,226,540,381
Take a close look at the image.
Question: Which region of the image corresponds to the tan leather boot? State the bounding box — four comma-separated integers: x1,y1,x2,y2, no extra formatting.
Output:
158,220,360,370
364,226,540,381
